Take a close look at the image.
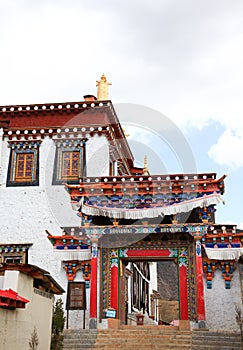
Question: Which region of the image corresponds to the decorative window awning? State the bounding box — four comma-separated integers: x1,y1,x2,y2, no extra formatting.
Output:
204,247,243,260
80,193,223,220
0,289,29,309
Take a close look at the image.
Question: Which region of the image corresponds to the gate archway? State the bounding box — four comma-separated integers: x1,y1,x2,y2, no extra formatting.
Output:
101,232,197,325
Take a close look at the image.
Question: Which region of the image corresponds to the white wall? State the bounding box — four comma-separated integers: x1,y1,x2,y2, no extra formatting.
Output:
86,134,109,177
2,270,19,291
0,133,109,327
204,265,242,331
0,271,53,350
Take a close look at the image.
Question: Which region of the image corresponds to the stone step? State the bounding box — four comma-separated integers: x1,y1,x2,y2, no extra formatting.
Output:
93,346,191,350
99,329,190,334
64,336,97,341
63,329,98,350
97,332,191,337
93,329,192,350
63,340,96,345
94,339,191,344
63,328,242,350
192,337,241,345
192,333,241,339
63,345,95,348
191,330,242,350
192,347,241,350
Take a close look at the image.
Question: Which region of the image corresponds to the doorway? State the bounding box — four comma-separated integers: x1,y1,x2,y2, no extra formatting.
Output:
119,258,179,325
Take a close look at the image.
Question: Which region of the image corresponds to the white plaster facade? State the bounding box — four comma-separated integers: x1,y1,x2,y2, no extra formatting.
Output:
0,270,54,350
0,132,110,329
204,266,242,331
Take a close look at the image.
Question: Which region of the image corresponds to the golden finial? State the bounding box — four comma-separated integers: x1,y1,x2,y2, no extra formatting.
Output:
122,128,130,138
96,73,112,100
143,155,149,175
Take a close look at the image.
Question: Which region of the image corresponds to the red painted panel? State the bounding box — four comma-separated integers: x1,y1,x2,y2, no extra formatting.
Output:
179,264,189,320
196,254,206,320
110,264,119,312
125,249,172,258
90,256,97,318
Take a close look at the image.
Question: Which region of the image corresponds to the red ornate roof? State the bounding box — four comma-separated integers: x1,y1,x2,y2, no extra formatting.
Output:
0,99,134,168
65,173,225,201
64,173,226,222
0,289,29,309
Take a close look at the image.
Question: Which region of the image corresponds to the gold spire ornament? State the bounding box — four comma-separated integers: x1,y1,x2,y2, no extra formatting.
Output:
143,155,149,175
122,128,130,138
96,74,112,100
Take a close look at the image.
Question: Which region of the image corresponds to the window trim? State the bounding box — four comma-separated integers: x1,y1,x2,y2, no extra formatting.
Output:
61,150,81,181
52,140,86,185
6,143,40,187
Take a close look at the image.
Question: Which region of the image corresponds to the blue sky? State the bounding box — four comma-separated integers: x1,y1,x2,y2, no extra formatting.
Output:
0,0,243,227
122,116,243,227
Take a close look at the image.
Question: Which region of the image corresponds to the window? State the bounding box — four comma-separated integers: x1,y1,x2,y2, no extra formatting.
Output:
62,151,80,180
15,153,34,182
7,142,40,187
4,256,22,264
53,139,86,185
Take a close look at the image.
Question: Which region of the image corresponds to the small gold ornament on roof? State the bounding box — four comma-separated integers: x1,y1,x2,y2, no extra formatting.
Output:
143,155,149,175
122,128,130,138
96,74,112,100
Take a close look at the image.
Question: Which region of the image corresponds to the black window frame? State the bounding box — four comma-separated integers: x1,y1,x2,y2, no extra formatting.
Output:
52,139,86,185
6,142,40,187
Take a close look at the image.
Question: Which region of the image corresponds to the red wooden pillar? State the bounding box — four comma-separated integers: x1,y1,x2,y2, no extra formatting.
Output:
110,250,119,314
89,239,98,327
179,254,189,320
195,239,206,320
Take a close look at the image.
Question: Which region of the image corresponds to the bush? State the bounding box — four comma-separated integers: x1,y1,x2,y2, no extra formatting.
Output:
51,298,65,350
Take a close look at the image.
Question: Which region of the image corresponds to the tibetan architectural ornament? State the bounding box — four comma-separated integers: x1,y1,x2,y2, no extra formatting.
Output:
143,155,149,175
96,74,112,100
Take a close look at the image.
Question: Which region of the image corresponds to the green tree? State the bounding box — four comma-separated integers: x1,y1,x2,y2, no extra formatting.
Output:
51,298,65,350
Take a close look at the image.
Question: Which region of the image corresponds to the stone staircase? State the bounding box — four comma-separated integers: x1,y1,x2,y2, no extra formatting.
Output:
63,327,243,350
63,329,98,350
93,326,191,350
192,330,242,350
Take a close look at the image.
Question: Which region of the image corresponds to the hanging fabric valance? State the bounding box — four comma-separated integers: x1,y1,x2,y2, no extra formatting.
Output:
80,193,223,220
54,250,91,261
204,247,243,260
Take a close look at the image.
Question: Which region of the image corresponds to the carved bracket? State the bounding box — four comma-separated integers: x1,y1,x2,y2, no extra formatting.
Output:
62,260,91,287
203,259,235,289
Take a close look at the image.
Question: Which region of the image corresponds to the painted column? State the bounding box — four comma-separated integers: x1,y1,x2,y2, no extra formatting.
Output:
89,239,98,328
82,138,88,177
110,249,119,314
178,248,189,320
0,128,3,169
195,239,206,321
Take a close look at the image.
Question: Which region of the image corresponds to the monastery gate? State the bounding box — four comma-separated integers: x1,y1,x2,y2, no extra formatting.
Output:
85,225,207,326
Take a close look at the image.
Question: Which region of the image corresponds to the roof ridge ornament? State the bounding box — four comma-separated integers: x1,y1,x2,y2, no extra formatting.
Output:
143,155,149,175
96,74,112,100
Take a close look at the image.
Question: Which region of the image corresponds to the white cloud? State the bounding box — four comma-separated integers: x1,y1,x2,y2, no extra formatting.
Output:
0,0,242,225
237,223,243,230
208,129,243,169
219,220,243,230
